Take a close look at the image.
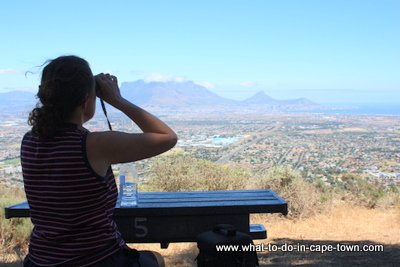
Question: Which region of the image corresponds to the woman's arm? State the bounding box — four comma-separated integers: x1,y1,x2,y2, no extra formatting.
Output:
87,73,177,174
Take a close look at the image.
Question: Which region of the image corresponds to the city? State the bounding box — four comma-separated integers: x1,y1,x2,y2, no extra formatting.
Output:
1,111,399,190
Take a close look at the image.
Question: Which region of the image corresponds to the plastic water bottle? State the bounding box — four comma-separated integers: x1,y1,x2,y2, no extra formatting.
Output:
119,163,138,207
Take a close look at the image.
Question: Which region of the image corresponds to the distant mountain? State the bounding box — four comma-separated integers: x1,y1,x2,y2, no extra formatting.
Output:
241,91,278,105
0,91,35,104
282,97,318,106
120,81,319,111
120,80,235,107
0,91,36,110
242,91,318,107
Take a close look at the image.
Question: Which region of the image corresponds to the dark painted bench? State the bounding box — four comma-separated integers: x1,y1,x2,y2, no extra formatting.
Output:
5,189,287,248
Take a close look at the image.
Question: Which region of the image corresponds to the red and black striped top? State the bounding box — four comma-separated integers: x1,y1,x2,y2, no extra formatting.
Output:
21,123,125,266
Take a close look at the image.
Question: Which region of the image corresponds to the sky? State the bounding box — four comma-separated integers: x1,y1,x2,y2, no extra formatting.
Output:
0,0,399,105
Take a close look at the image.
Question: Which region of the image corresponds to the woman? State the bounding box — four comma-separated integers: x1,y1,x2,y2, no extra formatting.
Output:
21,55,177,266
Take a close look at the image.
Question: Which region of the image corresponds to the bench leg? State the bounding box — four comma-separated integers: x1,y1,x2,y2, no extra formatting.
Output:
160,242,170,249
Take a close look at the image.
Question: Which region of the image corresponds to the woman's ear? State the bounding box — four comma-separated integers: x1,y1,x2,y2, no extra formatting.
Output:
81,94,90,110
82,92,96,121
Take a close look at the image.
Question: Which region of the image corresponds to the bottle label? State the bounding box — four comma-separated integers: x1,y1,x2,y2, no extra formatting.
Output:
121,182,138,207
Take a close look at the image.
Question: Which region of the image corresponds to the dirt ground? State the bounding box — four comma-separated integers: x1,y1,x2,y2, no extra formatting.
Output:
1,204,399,266
258,239,400,266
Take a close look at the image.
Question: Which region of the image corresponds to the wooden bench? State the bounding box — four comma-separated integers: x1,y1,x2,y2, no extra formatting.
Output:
5,189,287,248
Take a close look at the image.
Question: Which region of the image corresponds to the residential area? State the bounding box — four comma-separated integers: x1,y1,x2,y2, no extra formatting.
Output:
1,112,399,189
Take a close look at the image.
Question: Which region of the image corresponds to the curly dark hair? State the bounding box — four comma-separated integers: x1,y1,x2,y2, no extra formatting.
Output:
28,56,94,139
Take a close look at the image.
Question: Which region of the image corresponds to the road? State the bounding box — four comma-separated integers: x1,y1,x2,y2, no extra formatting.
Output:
276,146,294,165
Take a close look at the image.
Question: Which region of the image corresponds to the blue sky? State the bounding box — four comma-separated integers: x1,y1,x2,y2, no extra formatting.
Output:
0,0,399,104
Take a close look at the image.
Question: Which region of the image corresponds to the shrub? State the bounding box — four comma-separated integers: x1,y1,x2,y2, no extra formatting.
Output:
146,153,252,192
338,173,399,208
252,165,322,218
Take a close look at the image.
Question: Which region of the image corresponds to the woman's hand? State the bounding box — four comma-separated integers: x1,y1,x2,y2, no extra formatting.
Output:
94,73,123,107
89,72,177,166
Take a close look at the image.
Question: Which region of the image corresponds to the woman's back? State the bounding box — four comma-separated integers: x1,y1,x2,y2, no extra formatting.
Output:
21,123,124,266
22,55,174,267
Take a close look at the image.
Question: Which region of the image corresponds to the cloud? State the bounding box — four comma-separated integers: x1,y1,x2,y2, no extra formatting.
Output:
240,81,257,87
144,73,187,83
0,69,19,75
197,81,215,89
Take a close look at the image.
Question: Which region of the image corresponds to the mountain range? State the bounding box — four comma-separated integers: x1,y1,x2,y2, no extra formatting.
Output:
0,80,319,114
119,80,318,111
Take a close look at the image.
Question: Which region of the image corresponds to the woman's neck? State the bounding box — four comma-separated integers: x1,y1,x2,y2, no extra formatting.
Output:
66,108,85,126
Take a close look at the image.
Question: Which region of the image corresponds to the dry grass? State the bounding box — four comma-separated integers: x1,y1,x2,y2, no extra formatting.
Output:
252,203,400,244
253,204,400,266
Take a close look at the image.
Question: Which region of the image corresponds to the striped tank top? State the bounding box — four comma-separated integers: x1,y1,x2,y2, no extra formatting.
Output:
21,123,125,266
